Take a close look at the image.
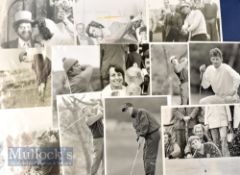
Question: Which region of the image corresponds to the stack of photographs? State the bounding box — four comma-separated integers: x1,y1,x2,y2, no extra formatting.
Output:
0,0,239,175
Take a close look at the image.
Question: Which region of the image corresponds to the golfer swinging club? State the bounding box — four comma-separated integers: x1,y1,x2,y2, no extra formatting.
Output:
83,102,104,175
121,103,160,175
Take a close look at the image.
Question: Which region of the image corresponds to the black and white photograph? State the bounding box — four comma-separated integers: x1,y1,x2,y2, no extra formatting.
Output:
149,0,222,42
74,0,147,44
0,0,75,49
105,96,170,175
0,48,51,109
162,104,240,175
57,92,104,175
101,44,150,97
0,107,61,175
52,45,101,126
190,43,240,105
151,43,189,105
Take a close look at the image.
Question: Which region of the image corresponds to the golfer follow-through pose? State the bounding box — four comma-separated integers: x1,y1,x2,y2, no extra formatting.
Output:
199,47,240,104
121,103,160,175
83,102,104,175
170,55,189,105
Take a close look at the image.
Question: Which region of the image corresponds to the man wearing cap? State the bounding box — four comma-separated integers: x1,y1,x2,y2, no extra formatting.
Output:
122,103,160,175
62,58,94,93
2,10,35,48
199,47,240,104
180,2,208,41
170,56,189,105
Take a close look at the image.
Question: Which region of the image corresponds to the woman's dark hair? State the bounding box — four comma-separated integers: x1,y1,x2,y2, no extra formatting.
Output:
107,64,125,82
86,21,104,38
33,19,53,40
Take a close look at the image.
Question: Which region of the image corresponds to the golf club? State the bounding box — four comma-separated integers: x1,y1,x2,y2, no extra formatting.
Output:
130,139,143,175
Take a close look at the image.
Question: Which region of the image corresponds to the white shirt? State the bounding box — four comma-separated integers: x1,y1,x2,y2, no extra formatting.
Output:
202,63,240,96
182,9,207,37
101,84,127,97
18,38,31,48
205,106,232,129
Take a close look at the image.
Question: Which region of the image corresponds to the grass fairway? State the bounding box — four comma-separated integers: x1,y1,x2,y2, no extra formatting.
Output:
106,126,163,175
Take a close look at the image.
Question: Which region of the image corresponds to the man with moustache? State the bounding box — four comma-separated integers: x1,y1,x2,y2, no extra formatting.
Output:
2,11,35,48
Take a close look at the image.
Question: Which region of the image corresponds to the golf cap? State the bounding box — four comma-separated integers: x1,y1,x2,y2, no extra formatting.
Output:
179,2,191,9
121,103,133,112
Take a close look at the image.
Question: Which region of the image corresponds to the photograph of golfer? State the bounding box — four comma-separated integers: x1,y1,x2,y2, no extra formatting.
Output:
190,43,240,105
0,48,51,109
151,43,189,105
148,0,222,42
52,45,101,127
74,0,147,44
105,96,169,175
162,104,240,175
57,92,104,175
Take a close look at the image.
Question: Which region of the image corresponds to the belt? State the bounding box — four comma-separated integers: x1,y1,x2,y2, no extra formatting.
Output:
145,128,159,137
164,123,174,127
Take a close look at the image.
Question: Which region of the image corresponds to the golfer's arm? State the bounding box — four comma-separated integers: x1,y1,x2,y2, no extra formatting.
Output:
188,11,201,32
173,59,188,73
226,65,240,92
85,115,102,126
80,66,94,83
173,109,185,120
137,112,150,137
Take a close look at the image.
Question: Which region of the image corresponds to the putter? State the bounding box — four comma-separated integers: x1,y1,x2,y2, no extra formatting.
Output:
130,140,142,175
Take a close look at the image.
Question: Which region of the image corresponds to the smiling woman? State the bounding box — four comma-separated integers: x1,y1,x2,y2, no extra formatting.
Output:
101,64,127,97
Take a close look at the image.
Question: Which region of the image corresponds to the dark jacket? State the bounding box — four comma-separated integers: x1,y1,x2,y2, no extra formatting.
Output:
131,108,160,138
172,107,200,130
164,12,183,38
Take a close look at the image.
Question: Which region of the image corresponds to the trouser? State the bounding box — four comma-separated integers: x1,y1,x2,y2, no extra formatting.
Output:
176,128,193,158
143,130,160,175
165,28,179,42
180,82,189,105
91,137,104,175
191,34,208,41
149,31,153,42
210,127,230,157
200,95,240,104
